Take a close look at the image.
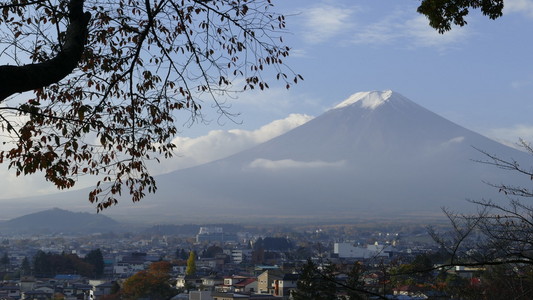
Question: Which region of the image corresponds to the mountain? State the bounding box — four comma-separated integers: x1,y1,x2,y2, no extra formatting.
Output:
1,90,531,223
0,208,120,234
130,90,532,222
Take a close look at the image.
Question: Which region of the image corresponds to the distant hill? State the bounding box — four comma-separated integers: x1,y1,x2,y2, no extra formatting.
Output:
0,208,120,234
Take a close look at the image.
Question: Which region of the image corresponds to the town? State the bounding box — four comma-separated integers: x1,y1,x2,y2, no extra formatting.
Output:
0,219,500,300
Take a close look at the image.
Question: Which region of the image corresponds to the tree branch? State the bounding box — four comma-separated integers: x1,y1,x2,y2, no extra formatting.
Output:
0,0,91,101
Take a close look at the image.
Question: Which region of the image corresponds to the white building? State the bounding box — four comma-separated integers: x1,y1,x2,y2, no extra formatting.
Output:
334,242,391,259
230,249,252,264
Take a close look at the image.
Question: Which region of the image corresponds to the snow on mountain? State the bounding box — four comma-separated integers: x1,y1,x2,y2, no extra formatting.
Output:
3,90,532,223
333,90,394,110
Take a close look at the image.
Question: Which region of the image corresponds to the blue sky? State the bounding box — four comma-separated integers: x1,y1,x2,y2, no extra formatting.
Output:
2,0,533,200
203,0,533,139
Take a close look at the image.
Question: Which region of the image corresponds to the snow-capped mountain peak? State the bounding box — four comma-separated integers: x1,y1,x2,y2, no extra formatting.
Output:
333,90,393,110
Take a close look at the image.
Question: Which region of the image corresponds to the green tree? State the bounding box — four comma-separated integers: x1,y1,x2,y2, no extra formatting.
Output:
186,251,196,275
33,250,51,277
345,262,366,300
293,259,336,300
122,261,176,300
176,248,188,260
32,251,95,277
417,0,504,33
0,0,301,210
389,254,434,287
0,252,9,271
202,245,223,258
21,256,31,276
293,259,321,300
84,249,104,277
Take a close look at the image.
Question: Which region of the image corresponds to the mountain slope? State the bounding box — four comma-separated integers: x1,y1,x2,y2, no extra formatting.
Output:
140,90,532,221
2,90,531,223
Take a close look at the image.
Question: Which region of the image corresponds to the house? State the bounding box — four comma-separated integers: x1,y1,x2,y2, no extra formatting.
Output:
450,266,485,279
69,284,92,300
175,275,203,290
92,281,116,299
201,275,224,291
257,270,283,294
21,290,53,300
197,258,218,272
20,277,36,292
273,273,299,298
219,276,256,293
334,242,392,259
33,286,54,295
113,252,151,276
233,278,257,293
392,285,430,299
0,286,21,299
53,275,82,282
189,291,214,300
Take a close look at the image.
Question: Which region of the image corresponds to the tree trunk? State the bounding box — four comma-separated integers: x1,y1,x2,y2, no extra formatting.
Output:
0,0,90,101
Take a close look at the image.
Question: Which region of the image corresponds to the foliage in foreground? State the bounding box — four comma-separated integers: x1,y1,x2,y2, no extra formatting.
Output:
0,0,300,210
121,261,175,300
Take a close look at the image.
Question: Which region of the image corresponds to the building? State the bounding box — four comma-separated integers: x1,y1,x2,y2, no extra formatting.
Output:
230,249,252,264
196,227,237,243
334,242,391,259
257,270,283,294
189,291,214,300
274,273,299,298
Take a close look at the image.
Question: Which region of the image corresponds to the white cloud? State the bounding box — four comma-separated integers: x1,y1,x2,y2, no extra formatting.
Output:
351,15,399,45
511,75,533,89
155,114,314,173
247,158,346,171
486,124,533,149
402,16,469,48
441,136,465,147
504,0,533,18
301,3,356,44
289,49,308,58
351,14,468,49
0,106,314,199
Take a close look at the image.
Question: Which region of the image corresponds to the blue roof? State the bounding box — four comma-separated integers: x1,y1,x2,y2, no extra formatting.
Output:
54,274,82,280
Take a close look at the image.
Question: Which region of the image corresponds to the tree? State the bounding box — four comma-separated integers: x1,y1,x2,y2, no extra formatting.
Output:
21,256,31,276
417,0,504,33
0,0,301,210
84,248,104,277
345,262,366,300
175,248,188,260
122,261,176,300
32,250,51,277
185,250,196,275
426,142,533,297
0,252,9,272
32,250,95,277
0,0,507,212
293,259,323,300
293,259,337,300
202,245,223,258
294,259,390,300
429,145,533,267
